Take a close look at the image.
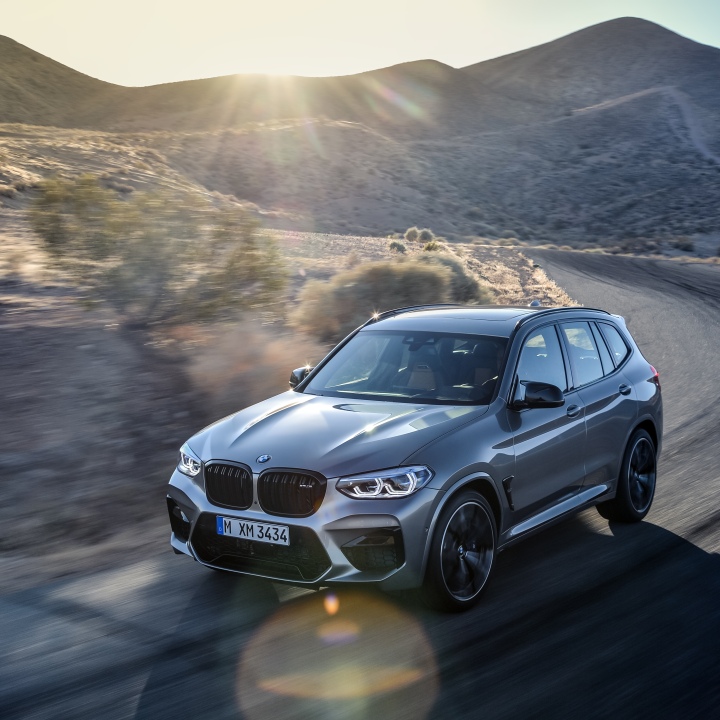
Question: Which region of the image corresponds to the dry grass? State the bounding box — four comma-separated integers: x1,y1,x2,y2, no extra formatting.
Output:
459,244,574,306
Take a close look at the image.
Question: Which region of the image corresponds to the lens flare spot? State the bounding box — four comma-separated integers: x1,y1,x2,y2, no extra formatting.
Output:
237,591,438,718
257,666,426,699
324,592,339,615
317,618,360,645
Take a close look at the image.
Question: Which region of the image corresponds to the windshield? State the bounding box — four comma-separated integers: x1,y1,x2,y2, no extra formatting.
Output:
303,330,508,405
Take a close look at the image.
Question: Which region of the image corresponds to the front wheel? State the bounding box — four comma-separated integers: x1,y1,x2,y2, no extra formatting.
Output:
597,429,657,522
421,491,497,612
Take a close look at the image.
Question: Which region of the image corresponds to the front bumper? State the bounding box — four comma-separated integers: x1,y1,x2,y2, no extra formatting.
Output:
167,468,442,591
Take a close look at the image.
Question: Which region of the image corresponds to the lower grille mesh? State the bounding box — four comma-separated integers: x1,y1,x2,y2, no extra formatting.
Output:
341,529,405,572
190,513,331,582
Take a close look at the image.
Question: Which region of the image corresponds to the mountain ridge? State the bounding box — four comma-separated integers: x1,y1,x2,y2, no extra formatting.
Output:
1,17,719,246
2,16,718,135
463,17,720,114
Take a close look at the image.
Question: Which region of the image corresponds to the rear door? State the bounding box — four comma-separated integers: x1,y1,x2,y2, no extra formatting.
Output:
559,321,637,488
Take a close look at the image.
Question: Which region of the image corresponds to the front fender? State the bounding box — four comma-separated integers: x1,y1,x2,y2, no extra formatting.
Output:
419,472,506,579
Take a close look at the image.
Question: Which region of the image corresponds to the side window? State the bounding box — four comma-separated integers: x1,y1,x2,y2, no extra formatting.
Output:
517,326,567,391
560,322,603,387
599,323,630,367
590,322,614,374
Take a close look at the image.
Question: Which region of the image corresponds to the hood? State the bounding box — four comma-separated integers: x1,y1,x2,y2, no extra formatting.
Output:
188,391,488,478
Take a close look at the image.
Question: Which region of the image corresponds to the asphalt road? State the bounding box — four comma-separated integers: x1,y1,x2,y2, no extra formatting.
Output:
3,251,720,719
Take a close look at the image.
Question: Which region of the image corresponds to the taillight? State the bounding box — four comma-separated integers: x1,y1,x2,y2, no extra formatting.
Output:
649,365,660,390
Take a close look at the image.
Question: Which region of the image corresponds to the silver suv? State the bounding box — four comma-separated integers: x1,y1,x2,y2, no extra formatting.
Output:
167,305,662,611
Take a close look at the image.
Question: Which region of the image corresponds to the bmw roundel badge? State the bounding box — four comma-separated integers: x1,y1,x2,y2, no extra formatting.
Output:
256,454,272,464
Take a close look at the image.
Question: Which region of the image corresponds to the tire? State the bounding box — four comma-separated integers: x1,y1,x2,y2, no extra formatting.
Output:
421,491,497,612
597,429,657,523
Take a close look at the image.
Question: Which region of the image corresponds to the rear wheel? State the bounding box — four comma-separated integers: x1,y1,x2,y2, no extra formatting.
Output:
422,491,496,612
597,429,657,522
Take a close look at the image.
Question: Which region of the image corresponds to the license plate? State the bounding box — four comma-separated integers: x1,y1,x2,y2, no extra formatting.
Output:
216,516,290,546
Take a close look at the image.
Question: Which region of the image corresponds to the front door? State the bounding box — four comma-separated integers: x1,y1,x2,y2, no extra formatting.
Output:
507,324,587,521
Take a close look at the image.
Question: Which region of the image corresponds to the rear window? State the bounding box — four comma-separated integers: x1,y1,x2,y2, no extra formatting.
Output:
590,323,614,374
598,323,631,367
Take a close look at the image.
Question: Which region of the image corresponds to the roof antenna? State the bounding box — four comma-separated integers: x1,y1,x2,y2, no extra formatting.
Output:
529,300,542,307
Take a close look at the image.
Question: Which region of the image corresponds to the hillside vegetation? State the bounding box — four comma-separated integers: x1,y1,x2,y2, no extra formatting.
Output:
29,175,287,326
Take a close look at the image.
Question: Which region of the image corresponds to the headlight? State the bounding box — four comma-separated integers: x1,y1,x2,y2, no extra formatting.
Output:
336,466,433,499
177,443,202,478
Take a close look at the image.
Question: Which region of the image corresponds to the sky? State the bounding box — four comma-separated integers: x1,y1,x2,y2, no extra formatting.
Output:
4,0,720,87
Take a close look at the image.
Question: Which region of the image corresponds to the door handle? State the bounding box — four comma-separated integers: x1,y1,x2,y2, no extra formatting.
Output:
566,404,581,418
619,384,632,396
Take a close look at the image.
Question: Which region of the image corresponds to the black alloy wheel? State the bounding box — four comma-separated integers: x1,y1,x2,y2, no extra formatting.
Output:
597,428,657,522
422,491,496,612
628,436,656,514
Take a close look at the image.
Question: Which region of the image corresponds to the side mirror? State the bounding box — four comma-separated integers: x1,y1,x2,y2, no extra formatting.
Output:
512,380,565,409
289,366,314,389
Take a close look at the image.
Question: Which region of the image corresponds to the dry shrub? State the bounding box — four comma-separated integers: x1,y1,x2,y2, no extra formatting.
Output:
29,175,287,327
404,226,437,244
671,237,694,252
290,260,451,342
291,251,494,342
416,252,492,304
404,226,419,243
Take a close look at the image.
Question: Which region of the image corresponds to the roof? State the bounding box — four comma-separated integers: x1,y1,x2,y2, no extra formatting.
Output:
362,304,611,337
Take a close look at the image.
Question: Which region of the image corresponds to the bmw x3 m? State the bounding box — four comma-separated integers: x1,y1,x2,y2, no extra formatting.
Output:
167,305,662,611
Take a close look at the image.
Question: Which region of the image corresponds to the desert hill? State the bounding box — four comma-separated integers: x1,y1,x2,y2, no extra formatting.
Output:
465,18,720,104
2,17,718,140
0,36,520,136
464,17,720,149
1,17,719,246
0,35,112,127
